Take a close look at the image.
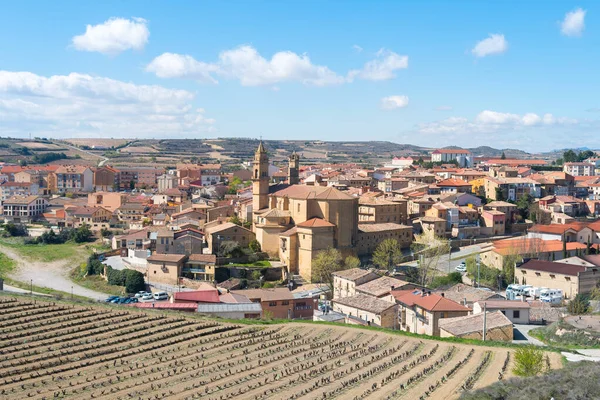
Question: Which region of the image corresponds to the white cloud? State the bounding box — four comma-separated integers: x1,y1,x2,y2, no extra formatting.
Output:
353,45,363,53
471,34,508,58
380,95,409,110
435,105,453,111
72,17,150,55
147,46,408,86
419,110,577,136
561,8,586,37
0,70,215,138
147,45,345,86
146,53,219,83
348,49,408,81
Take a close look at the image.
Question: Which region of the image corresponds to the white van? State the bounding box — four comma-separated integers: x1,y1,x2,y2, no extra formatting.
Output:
540,289,563,304
526,287,546,298
153,291,169,301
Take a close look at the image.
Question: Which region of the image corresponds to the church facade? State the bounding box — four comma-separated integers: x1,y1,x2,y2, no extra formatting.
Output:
251,143,412,282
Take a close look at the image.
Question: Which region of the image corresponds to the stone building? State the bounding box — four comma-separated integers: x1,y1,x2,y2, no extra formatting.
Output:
439,311,513,341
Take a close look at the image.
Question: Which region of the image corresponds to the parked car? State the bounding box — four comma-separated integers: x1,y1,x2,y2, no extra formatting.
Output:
141,293,153,301
153,291,169,301
455,262,467,272
105,295,119,303
110,297,121,304
129,297,139,303
134,291,147,298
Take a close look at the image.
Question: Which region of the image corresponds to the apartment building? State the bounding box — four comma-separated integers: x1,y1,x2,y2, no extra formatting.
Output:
49,165,93,193
119,167,163,189
563,162,595,177
1,195,48,222
0,181,39,201
87,192,127,212
484,176,541,201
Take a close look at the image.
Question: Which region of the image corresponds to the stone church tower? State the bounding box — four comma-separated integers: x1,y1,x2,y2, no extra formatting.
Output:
288,151,300,185
252,142,269,215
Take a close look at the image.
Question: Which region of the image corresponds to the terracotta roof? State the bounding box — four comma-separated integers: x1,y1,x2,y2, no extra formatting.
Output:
485,159,547,166
357,223,412,233
528,223,587,235
332,268,379,282
173,290,220,303
184,254,214,264
436,178,472,187
280,227,298,237
439,311,512,336
475,300,531,309
231,288,295,302
393,290,470,312
219,292,252,304
517,259,587,276
296,218,335,228
147,254,187,263
261,208,291,218
355,276,411,297
333,293,396,314
272,185,355,200
2,195,42,205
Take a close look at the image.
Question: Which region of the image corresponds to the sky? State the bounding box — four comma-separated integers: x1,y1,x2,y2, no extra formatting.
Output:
0,1,599,152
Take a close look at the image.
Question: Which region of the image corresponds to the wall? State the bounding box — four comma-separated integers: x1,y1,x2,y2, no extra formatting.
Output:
473,303,530,324
332,301,397,329
440,324,513,341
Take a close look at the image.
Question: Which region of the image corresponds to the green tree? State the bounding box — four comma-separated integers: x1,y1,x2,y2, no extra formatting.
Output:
372,239,402,271
513,346,547,377
311,248,346,296
73,224,92,243
129,180,135,190
567,294,590,315
124,269,145,293
344,255,361,269
500,151,506,160
249,239,261,253
515,193,533,221
563,149,578,163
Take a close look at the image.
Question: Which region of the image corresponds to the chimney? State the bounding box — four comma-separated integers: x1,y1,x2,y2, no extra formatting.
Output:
463,297,467,306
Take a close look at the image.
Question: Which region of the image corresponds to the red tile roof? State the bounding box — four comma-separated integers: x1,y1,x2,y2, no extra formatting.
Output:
173,290,220,303
296,217,336,228
436,178,472,187
393,290,470,312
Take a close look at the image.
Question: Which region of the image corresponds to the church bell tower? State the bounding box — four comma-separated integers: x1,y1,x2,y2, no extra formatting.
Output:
252,142,269,213
288,150,300,185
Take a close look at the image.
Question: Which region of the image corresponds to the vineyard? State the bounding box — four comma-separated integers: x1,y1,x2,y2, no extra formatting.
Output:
0,297,562,400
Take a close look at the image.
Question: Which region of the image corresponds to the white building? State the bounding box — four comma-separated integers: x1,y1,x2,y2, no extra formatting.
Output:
431,149,473,167
563,162,595,177
1,195,48,222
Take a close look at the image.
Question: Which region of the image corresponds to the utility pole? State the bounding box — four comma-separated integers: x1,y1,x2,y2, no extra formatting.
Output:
30,279,33,296
482,303,487,341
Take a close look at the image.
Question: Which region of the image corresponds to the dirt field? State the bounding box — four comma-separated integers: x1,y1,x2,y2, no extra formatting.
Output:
120,146,159,154
16,142,64,150
65,139,129,148
0,297,562,400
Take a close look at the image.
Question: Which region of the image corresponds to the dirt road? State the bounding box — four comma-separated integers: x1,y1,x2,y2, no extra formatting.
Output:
0,244,108,301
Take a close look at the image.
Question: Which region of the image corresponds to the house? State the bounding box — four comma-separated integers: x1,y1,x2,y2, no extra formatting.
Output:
515,259,600,299
332,268,379,299
158,174,178,193
231,288,314,319
482,201,518,224
176,164,202,186
435,178,472,194
199,164,222,186
355,276,419,302
119,166,163,189
480,210,506,236
87,192,127,212
155,228,204,255
147,254,188,285
332,293,398,328
116,202,146,224
394,289,470,336
182,254,216,282
358,197,408,224
205,222,255,254
439,311,513,341
92,166,120,192
356,223,413,255
473,300,530,324
72,206,112,230
431,149,473,167
433,283,504,307
171,286,220,304
1,195,48,223
419,216,446,237
483,176,541,202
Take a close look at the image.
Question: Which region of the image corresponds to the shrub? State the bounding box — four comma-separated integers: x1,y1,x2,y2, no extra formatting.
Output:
430,272,463,289
249,239,261,253
73,224,92,243
512,346,547,377
219,241,243,257
250,270,262,281
3,222,27,237
248,253,260,263
262,282,275,288
107,267,126,286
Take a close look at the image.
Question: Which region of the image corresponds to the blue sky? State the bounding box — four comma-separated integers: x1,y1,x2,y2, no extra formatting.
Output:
0,1,598,152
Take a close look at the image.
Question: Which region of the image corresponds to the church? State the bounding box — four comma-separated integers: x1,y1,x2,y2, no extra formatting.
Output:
251,143,413,282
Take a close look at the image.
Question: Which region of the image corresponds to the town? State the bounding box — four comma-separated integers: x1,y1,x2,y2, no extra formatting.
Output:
2,140,600,342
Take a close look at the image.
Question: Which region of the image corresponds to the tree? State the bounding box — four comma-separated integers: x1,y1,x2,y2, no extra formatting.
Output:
411,232,450,286
73,224,92,243
124,269,146,293
372,239,402,271
513,346,547,377
129,180,135,190
500,151,506,160
311,248,346,296
563,149,578,163
495,187,505,201
562,239,567,259
219,241,243,257
3,223,27,237
229,215,242,226
344,255,361,269
515,193,534,221
248,239,261,253
567,294,590,315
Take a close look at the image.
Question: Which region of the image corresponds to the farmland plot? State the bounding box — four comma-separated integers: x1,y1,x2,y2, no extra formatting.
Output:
0,297,561,400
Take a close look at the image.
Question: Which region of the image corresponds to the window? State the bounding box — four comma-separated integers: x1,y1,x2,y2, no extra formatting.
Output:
282,301,289,305
297,203,301,213
513,310,520,319
565,277,571,281
550,274,556,279
269,302,277,307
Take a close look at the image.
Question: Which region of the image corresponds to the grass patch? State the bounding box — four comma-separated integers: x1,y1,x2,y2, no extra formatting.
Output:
0,252,16,278
227,260,272,268
70,266,124,297
0,237,84,262
529,320,600,349
459,361,600,400
1,276,90,301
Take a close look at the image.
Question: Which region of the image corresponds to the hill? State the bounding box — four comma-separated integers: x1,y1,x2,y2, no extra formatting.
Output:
0,295,561,400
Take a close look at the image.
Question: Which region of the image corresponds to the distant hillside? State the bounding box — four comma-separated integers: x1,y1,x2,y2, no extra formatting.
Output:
466,146,531,158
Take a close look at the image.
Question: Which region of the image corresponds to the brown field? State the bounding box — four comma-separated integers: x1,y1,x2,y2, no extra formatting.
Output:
120,146,159,154
0,297,562,400
65,139,129,148
16,142,64,150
